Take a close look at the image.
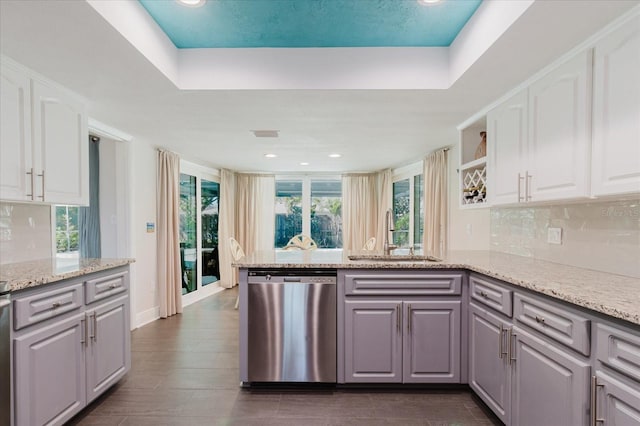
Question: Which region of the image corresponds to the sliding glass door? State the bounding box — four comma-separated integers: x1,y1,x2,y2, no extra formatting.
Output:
179,168,220,301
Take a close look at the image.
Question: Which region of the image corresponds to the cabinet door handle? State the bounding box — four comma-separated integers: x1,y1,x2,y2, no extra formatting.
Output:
80,316,86,345
517,173,524,202
525,171,532,201
499,324,504,359
88,312,96,342
508,328,517,364
37,170,45,200
26,168,35,200
93,312,98,342
396,304,400,333
590,375,605,425
407,304,412,333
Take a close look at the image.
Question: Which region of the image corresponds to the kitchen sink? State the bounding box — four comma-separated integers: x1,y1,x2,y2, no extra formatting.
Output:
347,254,442,262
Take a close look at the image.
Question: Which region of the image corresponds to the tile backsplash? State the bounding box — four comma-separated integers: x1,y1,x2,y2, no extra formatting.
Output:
0,202,52,265
491,199,640,278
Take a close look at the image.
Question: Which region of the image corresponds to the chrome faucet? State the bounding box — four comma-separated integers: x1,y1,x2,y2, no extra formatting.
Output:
383,208,398,255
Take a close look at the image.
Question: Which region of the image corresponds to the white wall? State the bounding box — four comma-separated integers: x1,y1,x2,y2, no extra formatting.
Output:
129,138,159,327
447,143,491,251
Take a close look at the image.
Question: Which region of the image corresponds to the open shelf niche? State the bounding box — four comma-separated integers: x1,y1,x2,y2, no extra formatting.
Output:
459,117,488,208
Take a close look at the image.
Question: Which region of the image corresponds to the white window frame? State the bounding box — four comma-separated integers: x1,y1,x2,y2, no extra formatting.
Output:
179,160,223,307
275,174,342,250
392,161,424,250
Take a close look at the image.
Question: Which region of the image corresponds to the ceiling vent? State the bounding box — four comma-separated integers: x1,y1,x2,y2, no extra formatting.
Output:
252,130,279,138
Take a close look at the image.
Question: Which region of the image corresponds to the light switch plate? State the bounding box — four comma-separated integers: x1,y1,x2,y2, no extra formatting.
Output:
547,227,562,245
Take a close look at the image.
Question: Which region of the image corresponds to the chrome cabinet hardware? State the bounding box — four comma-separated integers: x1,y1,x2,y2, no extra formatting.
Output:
51,301,61,308
518,173,524,202
499,324,504,358
396,304,400,333
109,283,118,289
88,312,96,341
525,171,532,201
80,316,86,345
535,315,545,324
590,376,605,425
26,168,35,200
480,291,488,298
37,170,44,200
93,312,97,342
508,328,517,364
407,304,412,332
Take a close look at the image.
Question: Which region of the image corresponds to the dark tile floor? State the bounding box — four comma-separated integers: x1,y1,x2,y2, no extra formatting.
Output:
70,287,500,426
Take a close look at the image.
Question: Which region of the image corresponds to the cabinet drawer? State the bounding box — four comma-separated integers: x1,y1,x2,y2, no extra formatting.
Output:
85,271,128,304
514,293,590,356
344,272,462,296
13,283,83,330
596,323,640,382
469,274,513,317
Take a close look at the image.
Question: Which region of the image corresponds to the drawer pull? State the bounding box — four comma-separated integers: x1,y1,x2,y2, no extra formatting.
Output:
52,301,61,308
480,291,488,298
109,283,118,289
535,315,545,324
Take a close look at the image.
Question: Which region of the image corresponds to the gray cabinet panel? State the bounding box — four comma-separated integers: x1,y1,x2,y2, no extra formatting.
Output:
13,282,83,330
404,300,460,383
595,371,640,426
511,326,591,426
85,271,128,305
344,272,462,296
515,293,591,356
344,299,402,383
469,303,511,425
14,313,86,426
469,274,513,317
86,295,130,403
596,323,640,383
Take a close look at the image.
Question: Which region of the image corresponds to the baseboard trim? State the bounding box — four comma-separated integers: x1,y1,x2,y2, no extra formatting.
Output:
135,306,160,328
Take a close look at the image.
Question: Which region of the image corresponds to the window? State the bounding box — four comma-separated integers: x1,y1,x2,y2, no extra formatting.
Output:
392,166,423,251
275,177,342,249
179,163,221,300
55,206,79,257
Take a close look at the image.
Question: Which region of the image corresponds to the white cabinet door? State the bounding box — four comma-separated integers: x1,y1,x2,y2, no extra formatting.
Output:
487,90,528,206
32,80,88,205
0,62,33,201
592,15,640,196
528,50,592,202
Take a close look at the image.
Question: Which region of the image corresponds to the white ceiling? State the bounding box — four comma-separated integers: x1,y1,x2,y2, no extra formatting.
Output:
0,0,637,173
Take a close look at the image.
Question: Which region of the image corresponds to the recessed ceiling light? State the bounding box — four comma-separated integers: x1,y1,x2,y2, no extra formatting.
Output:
328,153,342,158
176,0,207,7
264,154,277,158
300,162,309,166
418,0,441,4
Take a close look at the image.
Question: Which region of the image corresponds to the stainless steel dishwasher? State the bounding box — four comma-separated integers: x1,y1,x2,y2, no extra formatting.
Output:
247,269,336,383
0,281,10,426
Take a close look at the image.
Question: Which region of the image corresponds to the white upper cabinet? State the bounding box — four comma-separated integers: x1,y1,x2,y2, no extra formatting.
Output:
32,80,88,205
487,90,528,206
0,57,88,205
0,62,33,202
527,50,592,202
591,15,640,197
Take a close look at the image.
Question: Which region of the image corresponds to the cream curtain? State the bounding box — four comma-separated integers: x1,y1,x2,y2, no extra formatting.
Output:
236,174,275,255
342,169,391,251
218,169,236,289
423,149,448,258
156,150,182,318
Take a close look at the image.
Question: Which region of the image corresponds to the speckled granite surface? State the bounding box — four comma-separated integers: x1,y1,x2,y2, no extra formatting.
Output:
0,257,135,292
236,250,640,326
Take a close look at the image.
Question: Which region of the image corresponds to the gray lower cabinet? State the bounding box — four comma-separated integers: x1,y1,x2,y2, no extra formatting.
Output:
593,371,640,425
344,299,402,383
344,298,460,383
86,295,131,403
14,313,87,426
511,326,591,426
469,303,512,425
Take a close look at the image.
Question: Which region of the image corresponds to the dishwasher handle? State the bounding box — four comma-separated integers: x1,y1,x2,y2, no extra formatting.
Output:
283,277,302,282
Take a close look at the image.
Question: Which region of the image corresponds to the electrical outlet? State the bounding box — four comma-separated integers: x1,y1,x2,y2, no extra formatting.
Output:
547,227,562,245
466,224,473,236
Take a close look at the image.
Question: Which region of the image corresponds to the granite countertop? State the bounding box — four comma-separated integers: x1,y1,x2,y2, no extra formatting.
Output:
0,257,135,292
235,250,640,326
